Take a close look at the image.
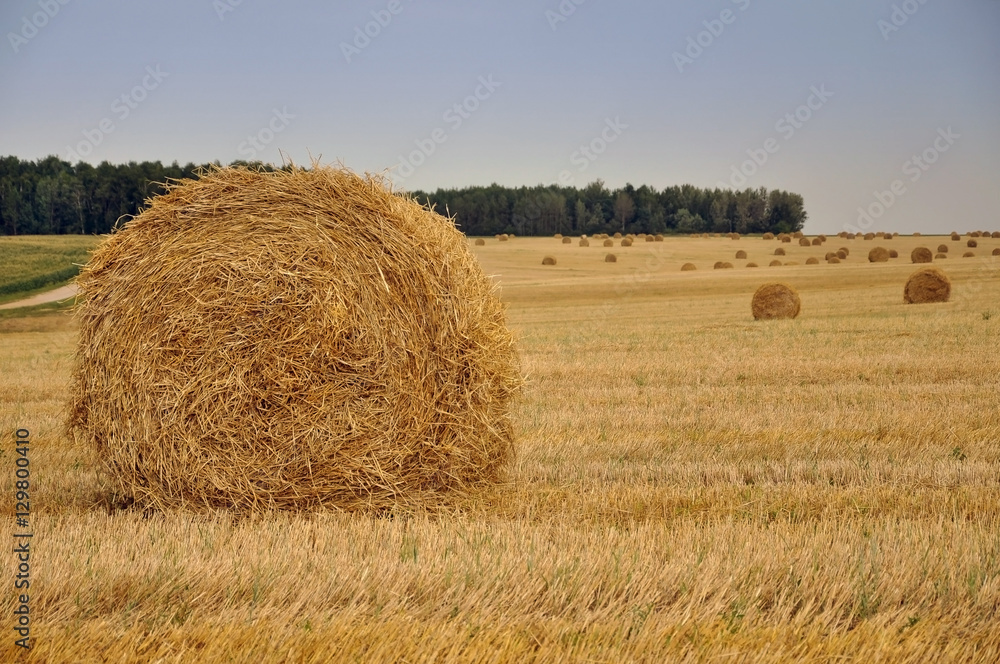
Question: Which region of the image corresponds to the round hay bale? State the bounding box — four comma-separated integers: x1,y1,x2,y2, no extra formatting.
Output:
762,232,774,240
561,236,572,244
992,232,1000,239
951,233,961,241
910,247,933,263
579,239,590,247
839,247,850,256
751,282,801,320
69,165,521,512
509,234,516,239
827,256,841,264
836,250,848,260
722,262,734,269
613,232,622,239
621,238,633,247
811,238,822,246
864,233,875,240
735,250,747,259
799,238,811,247
818,235,827,242
935,253,947,259
774,247,786,256
681,263,697,271
889,249,898,258
645,235,654,242
806,257,819,264
868,247,890,262
603,238,613,247
746,262,758,268
654,234,664,242
967,239,978,248
825,252,836,260
963,251,975,258
913,232,921,237
605,253,617,263
781,235,792,243
970,231,981,238
904,267,951,304
937,244,949,253
499,234,509,242
731,232,741,240
713,261,725,269
993,248,1000,256
474,238,486,246
542,256,556,265
769,259,783,267
554,233,562,239
793,231,804,239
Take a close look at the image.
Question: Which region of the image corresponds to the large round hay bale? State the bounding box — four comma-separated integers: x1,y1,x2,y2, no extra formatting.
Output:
603,238,614,247
751,283,801,320
654,234,664,242
806,257,819,264
992,232,1000,239
645,235,655,242
792,231,804,239
561,236,572,244
868,247,890,262
774,247,786,256
863,233,875,240
621,238,633,247
827,256,841,264
713,261,725,269
762,232,774,240
825,252,836,260
937,244,949,253
579,238,590,247
781,235,792,243
769,259,783,267
904,267,951,304
799,238,811,247
499,234,509,242
474,238,486,246
913,232,921,237
613,232,622,239
911,247,933,263
967,239,978,248
542,256,557,265
735,250,747,259
68,165,521,512
605,253,617,262
681,263,696,271
993,248,1000,256
836,250,848,260
951,232,961,241
554,233,562,239
889,249,898,258
811,238,822,246
963,251,975,258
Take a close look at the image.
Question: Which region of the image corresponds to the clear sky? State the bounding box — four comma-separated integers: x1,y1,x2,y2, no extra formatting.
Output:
1,0,997,234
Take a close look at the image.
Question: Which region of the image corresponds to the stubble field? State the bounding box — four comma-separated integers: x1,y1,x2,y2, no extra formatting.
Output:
2,232,999,662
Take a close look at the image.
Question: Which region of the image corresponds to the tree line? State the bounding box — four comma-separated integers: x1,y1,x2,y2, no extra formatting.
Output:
0,156,806,236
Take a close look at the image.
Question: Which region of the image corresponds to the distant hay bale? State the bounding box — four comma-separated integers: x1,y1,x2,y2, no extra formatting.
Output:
993,248,1000,256
746,262,758,268
992,232,1000,239
967,239,978,248
603,238,613,247
645,235,655,242
499,234,509,242
731,232,741,240
889,249,898,258
713,261,725,269
970,231,981,238
913,232,921,236
681,263,697,271
963,251,975,258
937,244,949,253
474,238,486,246
763,232,775,240
579,239,590,247
613,232,622,239
910,247,933,263
68,164,521,512
799,238,811,247
836,250,848,260
621,238,633,247
509,234,516,239
793,232,804,239
654,234,664,241
542,256,556,265
722,262,734,269
846,233,856,239
806,257,819,264
868,247,890,262
605,253,617,263
818,234,827,242
951,232,961,241
561,237,572,244
811,238,822,246
904,267,951,304
769,259,783,267
735,250,747,259
751,282,801,320
827,256,841,264
825,252,836,260
554,233,562,239
935,253,947,259
839,247,850,256
781,235,792,243
774,247,786,256
864,233,875,240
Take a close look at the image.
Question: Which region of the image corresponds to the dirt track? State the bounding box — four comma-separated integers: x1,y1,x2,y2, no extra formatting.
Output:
0,284,78,310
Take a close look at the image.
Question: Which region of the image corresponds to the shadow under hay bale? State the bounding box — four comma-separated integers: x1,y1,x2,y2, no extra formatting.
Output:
911,247,933,264
69,165,522,513
904,267,951,304
751,282,801,320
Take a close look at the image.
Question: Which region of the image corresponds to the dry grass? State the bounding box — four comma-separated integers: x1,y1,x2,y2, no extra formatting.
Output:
2,233,1000,662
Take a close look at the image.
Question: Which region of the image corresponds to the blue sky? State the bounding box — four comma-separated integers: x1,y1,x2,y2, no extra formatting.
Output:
1,0,997,234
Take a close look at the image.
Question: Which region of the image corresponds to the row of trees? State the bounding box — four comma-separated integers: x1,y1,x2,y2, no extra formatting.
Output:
0,156,807,236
